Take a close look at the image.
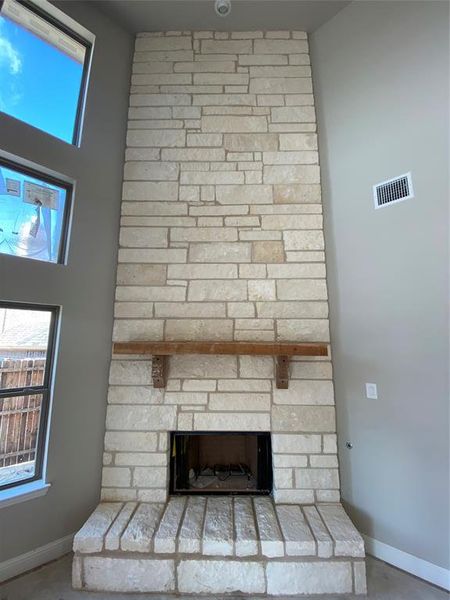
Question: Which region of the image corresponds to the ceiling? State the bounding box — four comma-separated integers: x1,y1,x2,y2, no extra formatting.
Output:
93,0,351,34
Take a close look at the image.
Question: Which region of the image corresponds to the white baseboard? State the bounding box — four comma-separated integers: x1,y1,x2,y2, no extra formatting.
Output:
363,534,450,591
0,534,74,584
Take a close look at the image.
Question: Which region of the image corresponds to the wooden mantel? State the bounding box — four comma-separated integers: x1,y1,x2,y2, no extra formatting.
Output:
113,341,328,389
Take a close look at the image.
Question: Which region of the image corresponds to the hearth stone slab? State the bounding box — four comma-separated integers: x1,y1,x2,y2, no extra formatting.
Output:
178,559,266,594
266,561,353,595
73,497,367,595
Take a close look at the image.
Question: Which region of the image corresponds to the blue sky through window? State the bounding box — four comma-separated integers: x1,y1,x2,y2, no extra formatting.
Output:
0,14,84,143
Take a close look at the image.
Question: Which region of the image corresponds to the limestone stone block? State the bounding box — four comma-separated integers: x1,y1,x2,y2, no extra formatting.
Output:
165,392,208,405
109,361,152,386
202,116,267,133
194,412,270,431
122,181,178,201
104,502,137,551
234,496,258,556
175,60,235,72
295,468,339,489
194,94,256,106
187,133,223,146
172,106,202,118
155,302,226,318
138,488,167,502
216,184,272,204
310,455,339,468
177,412,193,430
209,393,271,411
129,93,191,106
272,433,321,453
250,78,312,95
273,454,308,468
118,249,187,264
354,561,368,594
239,355,274,378
190,242,251,263
165,319,233,341
262,214,322,230
82,557,175,592
112,320,164,342
178,496,206,553
248,280,276,301
253,497,284,557
227,302,256,317
224,133,278,151
162,147,225,161
317,504,365,557
273,380,334,405
283,230,325,250
187,280,247,301
235,318,274,331
271,106,316,123
279,133,318,151
122,201,187,216
239,54,287,65
133,466,166,488
136,36,192,51
178,560,265,594
106,405,177,431
267,263,325,278
276,279,328,300
264,165,320,184
121,503,164,552
115,286,185,302
239,264,267,279
203,497,234,556
73,503,122,553
252,241,285,263
250,66,311,78
119,227,168,248
274,467,293,488
181,170,243,185
115,453,167,467
217,378,271,392
116,264,166,286
254,39,308,54
273,489,314,503
263,151,318,164
266,561,352,595
104,432,158,452
201,39,252,53
124,161,179,181
171,227,237,242
127,130,185,147
194,73,248,85
102,467,131,488
170,355,237,378
257,302,328,319
275,504,316,555
303,505,333,558
290,360,332,381
128,106,171,119
323,433,337,454
276,319,330,342
154,497,187,553
168,264,237,279
273,406,336,433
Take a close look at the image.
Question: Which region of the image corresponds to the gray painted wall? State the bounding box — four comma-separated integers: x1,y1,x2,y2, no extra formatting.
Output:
0,1,132,561
311,1,449,570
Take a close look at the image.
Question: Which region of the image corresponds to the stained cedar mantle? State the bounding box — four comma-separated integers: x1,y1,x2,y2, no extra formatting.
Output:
112,341,328,357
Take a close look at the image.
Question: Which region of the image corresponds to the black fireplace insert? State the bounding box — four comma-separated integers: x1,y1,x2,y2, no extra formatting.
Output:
169,431,273,495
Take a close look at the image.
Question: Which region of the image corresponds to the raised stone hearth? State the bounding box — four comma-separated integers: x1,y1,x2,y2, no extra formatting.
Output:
73,497,366,595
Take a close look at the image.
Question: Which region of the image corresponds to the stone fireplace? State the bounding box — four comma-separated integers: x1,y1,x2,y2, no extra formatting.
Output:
73,29,367,595
169,431,273,494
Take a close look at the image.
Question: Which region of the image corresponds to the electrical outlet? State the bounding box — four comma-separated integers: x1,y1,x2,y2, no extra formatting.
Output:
365,383,378,399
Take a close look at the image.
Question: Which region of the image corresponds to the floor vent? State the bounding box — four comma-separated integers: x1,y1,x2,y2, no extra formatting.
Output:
373,172,414,209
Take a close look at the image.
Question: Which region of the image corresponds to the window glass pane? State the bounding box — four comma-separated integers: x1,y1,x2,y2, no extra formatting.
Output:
0,393,42,486
0,0,88,143
0,162,68,263
0,307,51,390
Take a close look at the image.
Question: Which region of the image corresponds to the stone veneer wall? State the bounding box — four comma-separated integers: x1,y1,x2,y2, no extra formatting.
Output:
101,30,340,505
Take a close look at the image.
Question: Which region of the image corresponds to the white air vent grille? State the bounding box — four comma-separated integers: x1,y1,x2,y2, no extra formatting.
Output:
373,172,414,209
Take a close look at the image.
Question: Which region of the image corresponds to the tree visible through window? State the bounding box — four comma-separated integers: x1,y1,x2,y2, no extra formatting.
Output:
0,0,92,144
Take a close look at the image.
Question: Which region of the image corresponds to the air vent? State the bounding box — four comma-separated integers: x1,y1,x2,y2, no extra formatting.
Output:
373,173,414,209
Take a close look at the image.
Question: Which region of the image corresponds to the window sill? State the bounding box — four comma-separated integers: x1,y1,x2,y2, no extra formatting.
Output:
0,480,51,509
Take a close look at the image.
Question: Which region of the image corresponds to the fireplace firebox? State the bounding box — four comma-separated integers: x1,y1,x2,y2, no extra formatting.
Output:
169,431,272,495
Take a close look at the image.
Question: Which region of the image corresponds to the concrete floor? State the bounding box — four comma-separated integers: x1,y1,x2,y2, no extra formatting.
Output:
0,554,447,600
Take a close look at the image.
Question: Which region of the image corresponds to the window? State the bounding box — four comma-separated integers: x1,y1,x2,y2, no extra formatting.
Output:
0,157,72,263
0,0,93,144
0,302,58,490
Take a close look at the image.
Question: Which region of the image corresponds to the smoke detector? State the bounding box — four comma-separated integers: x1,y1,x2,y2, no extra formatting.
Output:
215,0,231,17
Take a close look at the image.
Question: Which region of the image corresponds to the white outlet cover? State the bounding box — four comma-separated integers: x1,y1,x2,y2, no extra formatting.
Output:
366,383,378,400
